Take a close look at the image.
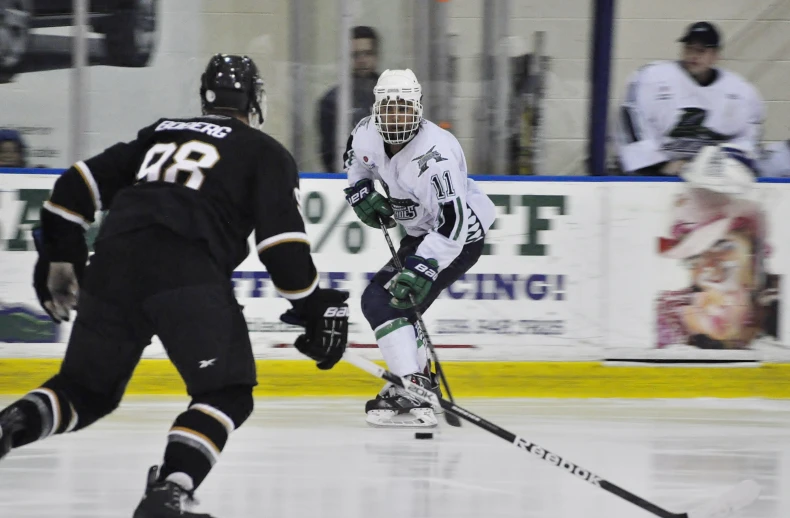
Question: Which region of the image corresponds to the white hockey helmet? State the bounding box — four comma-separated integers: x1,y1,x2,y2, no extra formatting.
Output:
372,69,423,144
680,144,757,195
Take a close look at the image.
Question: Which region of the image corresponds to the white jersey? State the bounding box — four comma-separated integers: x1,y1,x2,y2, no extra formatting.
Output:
757,140,790,177
345,117,496,269
615,61,764,173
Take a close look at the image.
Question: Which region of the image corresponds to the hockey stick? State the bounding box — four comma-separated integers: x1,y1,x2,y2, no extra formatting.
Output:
343,351,761,518
378,219,462,427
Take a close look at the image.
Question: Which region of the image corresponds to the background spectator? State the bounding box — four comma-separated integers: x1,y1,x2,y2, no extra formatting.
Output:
318,26,380,172
0,129,27,167
614,21,764,176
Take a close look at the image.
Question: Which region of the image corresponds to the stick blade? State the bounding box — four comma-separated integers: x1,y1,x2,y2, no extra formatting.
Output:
444,410,462,427
687,480,761,518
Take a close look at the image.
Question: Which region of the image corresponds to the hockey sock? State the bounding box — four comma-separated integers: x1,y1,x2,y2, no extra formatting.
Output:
159,403,235,490
413,322,430,374
375,317,425,376
0,387,78,448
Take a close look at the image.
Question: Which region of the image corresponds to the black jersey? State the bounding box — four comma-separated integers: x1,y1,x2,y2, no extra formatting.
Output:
40,115,318,301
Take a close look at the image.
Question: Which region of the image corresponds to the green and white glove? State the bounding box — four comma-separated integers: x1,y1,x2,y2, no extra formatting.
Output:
344,179,396,229
389,255,439,309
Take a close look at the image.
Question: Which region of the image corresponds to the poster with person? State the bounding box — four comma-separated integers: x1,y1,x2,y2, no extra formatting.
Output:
655,145,780,350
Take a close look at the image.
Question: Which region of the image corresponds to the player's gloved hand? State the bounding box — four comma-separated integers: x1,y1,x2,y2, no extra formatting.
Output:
32,226,87,323
343,178,396,229
279,288,350,370
389,255,439,310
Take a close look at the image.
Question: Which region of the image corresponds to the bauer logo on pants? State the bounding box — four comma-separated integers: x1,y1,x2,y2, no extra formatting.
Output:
515,436,602,486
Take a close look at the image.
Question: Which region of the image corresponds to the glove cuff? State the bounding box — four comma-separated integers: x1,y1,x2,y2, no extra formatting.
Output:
403,255,439,282
344,178,372,194
287,287,350,321
38,211,88,265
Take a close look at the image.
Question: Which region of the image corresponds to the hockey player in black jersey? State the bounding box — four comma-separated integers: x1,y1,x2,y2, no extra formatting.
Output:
0,54,349,518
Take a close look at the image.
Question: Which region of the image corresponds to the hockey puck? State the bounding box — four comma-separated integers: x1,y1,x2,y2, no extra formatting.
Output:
414,432,434,440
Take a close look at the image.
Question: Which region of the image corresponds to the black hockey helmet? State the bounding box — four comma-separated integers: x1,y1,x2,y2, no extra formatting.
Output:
200,54,266,129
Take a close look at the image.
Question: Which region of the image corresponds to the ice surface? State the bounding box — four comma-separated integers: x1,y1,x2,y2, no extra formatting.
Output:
0,397,786,518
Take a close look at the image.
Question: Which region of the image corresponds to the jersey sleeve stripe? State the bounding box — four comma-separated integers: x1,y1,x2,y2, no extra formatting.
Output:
620,106,641,143
74,161,103,211
275,274,319,300
436,200,457,238
42,201,91,230
256,232,310,253
451,197,465,241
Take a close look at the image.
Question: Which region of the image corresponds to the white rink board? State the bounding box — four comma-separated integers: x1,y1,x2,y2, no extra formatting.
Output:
234,179,604,358
1,172,789,362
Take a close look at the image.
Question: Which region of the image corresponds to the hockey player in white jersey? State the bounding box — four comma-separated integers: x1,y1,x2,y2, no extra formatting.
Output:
616,21,764,175
342,69,496,427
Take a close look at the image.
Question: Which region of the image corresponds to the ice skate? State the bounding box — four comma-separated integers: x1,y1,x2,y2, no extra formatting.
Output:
133,466,214,518
0,407,24,461
365,373,438,428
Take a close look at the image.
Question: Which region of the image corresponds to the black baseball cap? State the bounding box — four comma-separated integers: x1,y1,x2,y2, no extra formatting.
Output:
678,21,721,48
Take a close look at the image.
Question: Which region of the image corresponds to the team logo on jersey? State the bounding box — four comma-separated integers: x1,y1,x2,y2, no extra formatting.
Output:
664,108,734,158
390,198,419,220
352,116,372,134
413,145,447,176
379,181,417,220
343,149,355,169
670,108,707,134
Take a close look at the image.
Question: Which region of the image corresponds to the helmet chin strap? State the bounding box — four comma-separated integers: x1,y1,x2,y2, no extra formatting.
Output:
249,97,266,130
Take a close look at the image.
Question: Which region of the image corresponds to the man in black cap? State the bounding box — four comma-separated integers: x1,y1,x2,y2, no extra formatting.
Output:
678,21,721,85
615,21,764,176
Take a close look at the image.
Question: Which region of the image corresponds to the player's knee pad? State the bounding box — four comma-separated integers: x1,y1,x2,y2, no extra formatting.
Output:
41,373,122,432
189,384,254,431
361,282,404,329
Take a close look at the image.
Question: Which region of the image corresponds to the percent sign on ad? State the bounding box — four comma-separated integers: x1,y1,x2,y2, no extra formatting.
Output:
303,189,408,254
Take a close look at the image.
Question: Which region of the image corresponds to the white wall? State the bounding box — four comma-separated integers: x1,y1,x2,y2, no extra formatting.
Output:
304,0,790,175
1,0,787,174
448,0,593,175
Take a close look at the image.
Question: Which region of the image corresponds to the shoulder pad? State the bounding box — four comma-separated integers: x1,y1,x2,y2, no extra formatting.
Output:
352,115,373,135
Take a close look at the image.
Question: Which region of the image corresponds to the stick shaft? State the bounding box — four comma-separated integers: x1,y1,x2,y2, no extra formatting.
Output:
378,221,461,426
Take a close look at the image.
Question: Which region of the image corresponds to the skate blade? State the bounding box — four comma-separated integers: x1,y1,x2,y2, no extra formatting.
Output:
365,408,439,428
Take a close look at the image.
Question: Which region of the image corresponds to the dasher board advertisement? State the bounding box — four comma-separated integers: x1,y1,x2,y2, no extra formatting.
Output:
1,172,788,362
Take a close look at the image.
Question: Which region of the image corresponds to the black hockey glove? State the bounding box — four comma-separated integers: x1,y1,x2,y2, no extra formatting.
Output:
389,255,439,309
32,226,88,323
280,288,350,370
344,178,396,229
